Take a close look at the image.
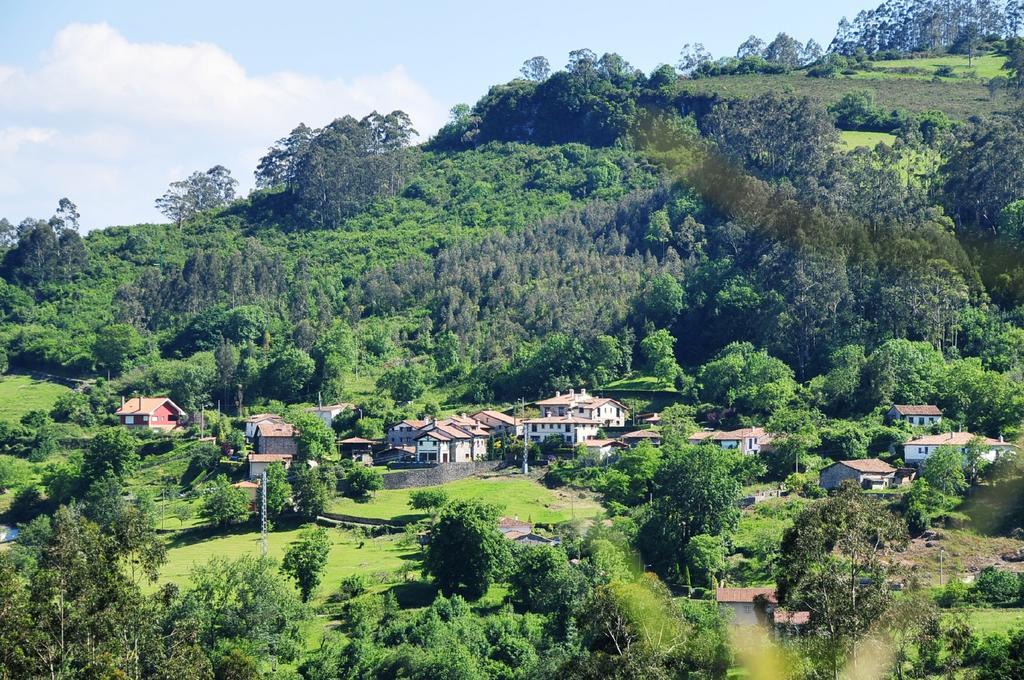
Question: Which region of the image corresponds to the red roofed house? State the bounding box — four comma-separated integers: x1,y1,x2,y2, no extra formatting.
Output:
887,404,943,427
244,413,284,440
621,430,663,447
247,453,293,479
523,416,600,445
584,439,629,458
413,418,490,463
253,420,299,456
387,419,429,447
716,587,777,626
471,410,523,437
115,396,186,431
819,459,896,490
903,431,1014,466
232,479,260,505
688,427,773,455
535,388,627,427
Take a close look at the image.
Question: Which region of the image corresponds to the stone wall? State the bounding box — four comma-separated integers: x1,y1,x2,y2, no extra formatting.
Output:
382,460,503,489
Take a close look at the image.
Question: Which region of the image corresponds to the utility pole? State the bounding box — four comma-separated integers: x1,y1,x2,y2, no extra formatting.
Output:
939,547,945,587
521,398,529,475
200,404,205,438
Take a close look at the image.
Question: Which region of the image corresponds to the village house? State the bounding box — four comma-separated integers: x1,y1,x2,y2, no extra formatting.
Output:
232,479,260,506
642,413,661,426
244,413,284,440
374,445,415,465
523,416,601,446
819,459,896,491
338,437,378,460
253,420,299,456
887,404,943,427
535,388,628,427
716,587,777,626
470,410,523,437
584,438,629,458
903,431,1014,466
307,402,353,429
387,419,429,447
247,452,293,479
688,427,773,455
412,418,490,463
621,430,662,447
497,517,559,546
115,396,186,431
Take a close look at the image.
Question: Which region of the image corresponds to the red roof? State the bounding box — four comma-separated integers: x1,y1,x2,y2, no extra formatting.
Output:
247,453,293,463
835,459,896,474
472,410,517,426
716,587,777,604
622,430,661,440
116,396,184,416
892,404,942,416
774,610,810,625
523,416,600,425
256,421,297,438
339,437,378,445
907,431,1010,447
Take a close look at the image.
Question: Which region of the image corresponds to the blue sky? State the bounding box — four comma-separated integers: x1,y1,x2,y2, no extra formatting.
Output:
0,1,867,229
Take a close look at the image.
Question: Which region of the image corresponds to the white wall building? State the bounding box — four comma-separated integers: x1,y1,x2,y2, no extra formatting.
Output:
903,431,1013,466
523,416,600,445
888,404,943,427
535,388,627,428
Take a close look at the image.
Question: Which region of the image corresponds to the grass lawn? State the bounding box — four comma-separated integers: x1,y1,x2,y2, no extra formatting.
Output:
158,522,419,597
839,130,898,151
602,374,674,391
0,374,71,423
853,54,1006,81
955,608,1024,636
328,475,603,525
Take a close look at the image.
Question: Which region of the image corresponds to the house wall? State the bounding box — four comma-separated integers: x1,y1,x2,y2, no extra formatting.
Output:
389,424,422,446
719,602,767,626
820,465,861,490
256,435,298,456
120,403,181,430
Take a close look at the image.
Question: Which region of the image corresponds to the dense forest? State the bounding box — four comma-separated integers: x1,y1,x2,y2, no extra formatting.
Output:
9,0,1024,676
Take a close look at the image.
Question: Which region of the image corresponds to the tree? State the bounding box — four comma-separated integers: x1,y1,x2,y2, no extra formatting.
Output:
637,443,743,576
53,197,80,233
423,498,510,599
291,465,329,519
777,487,908,680
409,488,449,512
199,475,251,527
736,35,766,58
642,273,684,326
639,328,675,370
262,348,314,401
677,43,712,76
265,461,291,519
508,545,586,617
93,323,147,375
281,526,332,601
0,454,31,492
344,465,384,499
764,33,802,69
290,411,336,461
155,166,238,226
921,445,968,496
376,363,428,403
83,427,140,483
520,56,550,81
684,534,726,587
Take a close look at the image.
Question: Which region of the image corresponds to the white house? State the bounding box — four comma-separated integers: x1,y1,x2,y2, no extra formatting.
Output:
688,427,772,455
387,419,429,447
412,418,490,463
716,587,777,626
584,438,629,458
244,413,284,441
306,402,353,428
247,452,293,479
903,431,1014,466
888,404,943,427
535,388,627,427
523,416,601,445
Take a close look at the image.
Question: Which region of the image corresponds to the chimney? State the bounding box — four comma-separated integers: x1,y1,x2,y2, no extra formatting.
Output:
580,388,587,396
318,392,322,409
121,396,125,407
555,391,560,397
569,388,575,396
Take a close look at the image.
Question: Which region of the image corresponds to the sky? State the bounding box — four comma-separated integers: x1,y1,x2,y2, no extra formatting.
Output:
0,0,868,230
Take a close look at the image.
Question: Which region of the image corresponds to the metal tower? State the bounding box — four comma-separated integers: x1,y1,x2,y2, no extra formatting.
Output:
259,469,268,556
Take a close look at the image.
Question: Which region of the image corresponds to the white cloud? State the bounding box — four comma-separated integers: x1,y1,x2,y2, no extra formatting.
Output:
0,23,448,229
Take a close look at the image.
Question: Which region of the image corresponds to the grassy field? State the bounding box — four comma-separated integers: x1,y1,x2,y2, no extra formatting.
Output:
327,475,603,525
681,71,1008,122
956,608,1024,636
853,54,1006,81
839,130,898,150
0,374,71,423
158,522,419,594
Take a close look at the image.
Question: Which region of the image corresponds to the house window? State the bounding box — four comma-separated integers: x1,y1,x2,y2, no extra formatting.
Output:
918,447,926,455
125,415,134,424
532,424,538,433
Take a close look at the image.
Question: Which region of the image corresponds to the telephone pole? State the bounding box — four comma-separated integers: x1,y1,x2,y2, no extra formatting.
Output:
260,469,268,556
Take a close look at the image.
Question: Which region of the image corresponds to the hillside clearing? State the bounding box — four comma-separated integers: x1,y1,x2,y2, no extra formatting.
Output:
839,130,898,150
852,54,1006,81
0,374,71,423
327,474,603,525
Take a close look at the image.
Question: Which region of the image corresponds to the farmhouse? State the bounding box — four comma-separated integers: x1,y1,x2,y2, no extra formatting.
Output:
412,418,490,463
307,402,352,428
244,413,284,440
584,438,629,458
232,480,260,505
387,419,429,447
819,459,897,490
253,420,299,456
887,404,943,426
115,396,185,430
523,416,601,445
339,437,378,459
688,427,772,455
471,410,523,437
621,430,662,447
903,431,1014,466
535,388,628,427
716,587,777,626
247,452,293,479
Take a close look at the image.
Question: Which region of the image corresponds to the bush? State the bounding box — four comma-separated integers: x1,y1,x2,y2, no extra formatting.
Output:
344,465,384,500
974,567,1021,606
